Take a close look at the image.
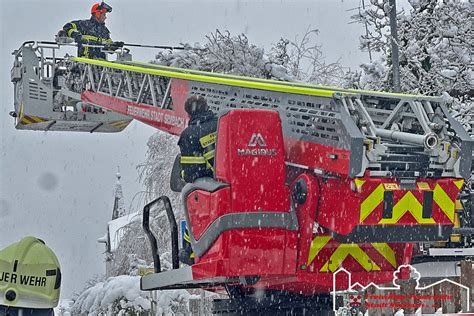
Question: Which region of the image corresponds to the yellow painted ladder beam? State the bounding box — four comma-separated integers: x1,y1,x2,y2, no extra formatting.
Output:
122,60,437,100
73,57,342,98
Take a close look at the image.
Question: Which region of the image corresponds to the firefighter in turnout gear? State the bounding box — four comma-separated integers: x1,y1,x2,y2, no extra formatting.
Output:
177,95,218,265
62,2,123,59
178,95,218,183
0,237,61,316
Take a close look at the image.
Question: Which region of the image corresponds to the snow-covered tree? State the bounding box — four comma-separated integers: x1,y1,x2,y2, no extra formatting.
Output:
154,28,345,85
153,29,292,81
283,27,346,85
136,132,181,207
70,275,190,315
347,0,472,100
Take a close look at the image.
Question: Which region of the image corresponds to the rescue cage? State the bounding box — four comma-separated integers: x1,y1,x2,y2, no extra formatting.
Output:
11,41,132,133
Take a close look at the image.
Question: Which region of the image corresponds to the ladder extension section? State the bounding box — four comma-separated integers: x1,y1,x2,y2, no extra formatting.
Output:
72,56,472,180
10,42,472,179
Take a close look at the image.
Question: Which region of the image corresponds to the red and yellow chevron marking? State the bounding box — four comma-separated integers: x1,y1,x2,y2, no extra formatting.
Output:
109,120,131,129
307,236,400,273
19,115,48,125
17,103,49,125
379,191,435,224
358,178,462,225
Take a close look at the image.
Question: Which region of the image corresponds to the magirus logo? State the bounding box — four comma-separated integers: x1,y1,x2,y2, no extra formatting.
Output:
237,133,277,156
248,133,267,147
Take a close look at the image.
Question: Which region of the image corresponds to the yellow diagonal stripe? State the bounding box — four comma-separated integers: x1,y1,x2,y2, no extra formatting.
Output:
116,123,129,129
371,243,397,268
360,184,384,222
379,191,435,224
354,179,366,190
20,117,34,125
433,184,455,223
319,244,381,272
110,120,131,129
29,116,44,123
307,236,332,265
453,179,464,190
417,182,430,190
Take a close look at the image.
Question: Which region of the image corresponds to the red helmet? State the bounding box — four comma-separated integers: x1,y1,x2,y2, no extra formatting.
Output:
91,2,112,18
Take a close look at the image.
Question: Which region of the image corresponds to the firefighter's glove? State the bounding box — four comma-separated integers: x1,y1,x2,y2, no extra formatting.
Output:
113,41,125,48
103,41,124,51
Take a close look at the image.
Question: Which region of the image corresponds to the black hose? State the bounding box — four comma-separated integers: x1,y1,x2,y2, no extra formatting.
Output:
123,43,185,50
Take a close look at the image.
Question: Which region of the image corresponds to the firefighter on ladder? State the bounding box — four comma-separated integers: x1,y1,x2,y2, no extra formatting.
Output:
61,2,124,59
0,236,61,316
178,95,218,265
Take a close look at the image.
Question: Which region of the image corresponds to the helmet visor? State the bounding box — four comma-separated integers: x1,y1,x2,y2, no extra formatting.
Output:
97,2,112,13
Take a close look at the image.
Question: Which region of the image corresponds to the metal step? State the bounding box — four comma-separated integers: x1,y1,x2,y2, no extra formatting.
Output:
429,247,474,257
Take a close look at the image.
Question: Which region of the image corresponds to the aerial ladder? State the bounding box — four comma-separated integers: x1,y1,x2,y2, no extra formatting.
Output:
10,41,473,314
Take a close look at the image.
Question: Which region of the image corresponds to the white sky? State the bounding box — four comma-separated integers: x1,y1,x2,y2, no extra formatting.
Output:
1,0,378,299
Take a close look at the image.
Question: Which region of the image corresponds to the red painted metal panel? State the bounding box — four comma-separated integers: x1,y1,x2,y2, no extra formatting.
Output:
192,228,298,279
317,177,361,235
215,109,289,213
190,109,298,279
284,137,351,176
81,90,189,135
187,188,231,240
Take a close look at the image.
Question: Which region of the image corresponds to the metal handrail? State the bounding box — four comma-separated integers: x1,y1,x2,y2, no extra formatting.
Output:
142,196,179,273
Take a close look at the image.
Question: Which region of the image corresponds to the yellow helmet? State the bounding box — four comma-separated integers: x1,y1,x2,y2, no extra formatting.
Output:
0,236,61,309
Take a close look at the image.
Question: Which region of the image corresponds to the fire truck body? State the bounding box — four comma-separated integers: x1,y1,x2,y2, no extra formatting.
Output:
10,42,473,312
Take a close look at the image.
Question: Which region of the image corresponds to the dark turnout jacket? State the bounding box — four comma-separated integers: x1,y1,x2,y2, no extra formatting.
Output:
63,17,112,59
178,110,218,183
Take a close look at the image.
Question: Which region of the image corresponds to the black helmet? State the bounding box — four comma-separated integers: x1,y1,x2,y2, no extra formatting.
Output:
184,95,208,116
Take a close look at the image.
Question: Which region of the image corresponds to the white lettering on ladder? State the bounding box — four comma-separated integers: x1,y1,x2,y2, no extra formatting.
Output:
126,105,185,128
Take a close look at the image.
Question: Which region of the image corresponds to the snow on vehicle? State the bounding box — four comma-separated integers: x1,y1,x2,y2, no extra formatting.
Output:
11,41,473,314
